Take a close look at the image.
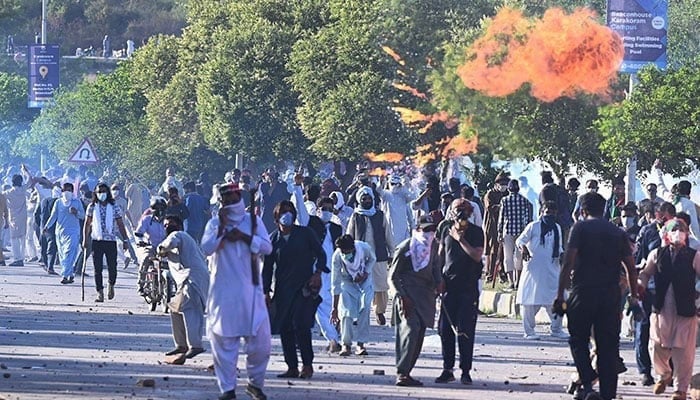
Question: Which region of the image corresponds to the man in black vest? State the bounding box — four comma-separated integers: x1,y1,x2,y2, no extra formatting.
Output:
634,201,676,386
346,187,391,326
308,196,343,352
638,218,699,399
555,192,640,400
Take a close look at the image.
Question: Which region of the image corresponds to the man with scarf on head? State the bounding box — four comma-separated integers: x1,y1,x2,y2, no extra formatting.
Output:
483,172,509,283
638,218,700,400
330,234,376,357
201,183,272,400
43,182,85,284
390,215,440,387
263,200,327,380
158,215,210,364
515,200,567,339
377,174,413,254
330,191,353,231
434,198,483,385
346,187,392,326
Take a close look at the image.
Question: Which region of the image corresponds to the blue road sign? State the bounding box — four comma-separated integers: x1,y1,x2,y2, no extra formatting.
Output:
607,0,668,73
27,44,60,108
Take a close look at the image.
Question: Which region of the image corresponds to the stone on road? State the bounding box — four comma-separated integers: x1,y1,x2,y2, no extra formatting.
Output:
0,261,686,399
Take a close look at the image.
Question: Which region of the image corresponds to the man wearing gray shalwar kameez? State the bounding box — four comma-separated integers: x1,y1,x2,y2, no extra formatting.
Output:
389,215,441,387
158,215,210,361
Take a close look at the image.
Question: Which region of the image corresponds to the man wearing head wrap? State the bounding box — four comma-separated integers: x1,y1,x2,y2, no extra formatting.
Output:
515,201,567,339
346,186,391,326
639,218,700,400
498,179,533,290
201,183,272,400
330,191,353,231
159,168,184,198
434,198,484,386
390,215,440,387
377,174,413,255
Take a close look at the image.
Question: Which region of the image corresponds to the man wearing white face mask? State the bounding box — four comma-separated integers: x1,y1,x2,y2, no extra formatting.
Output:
307,197,343,353
377,174,413,256
83,183,129,302
43,183,85,284
331,234,376,357
202,183,272,400
263,200,327,380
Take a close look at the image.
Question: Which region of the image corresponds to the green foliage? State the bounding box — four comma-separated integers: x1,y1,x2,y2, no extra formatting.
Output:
597,64,700,176
0,72,39,163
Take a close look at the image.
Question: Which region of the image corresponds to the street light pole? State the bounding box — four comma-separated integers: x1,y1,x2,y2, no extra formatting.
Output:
41,0,47,44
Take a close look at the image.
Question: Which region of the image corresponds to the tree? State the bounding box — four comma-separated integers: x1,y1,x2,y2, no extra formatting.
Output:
597,64,700,176
426,2,628,181
0,72,39,164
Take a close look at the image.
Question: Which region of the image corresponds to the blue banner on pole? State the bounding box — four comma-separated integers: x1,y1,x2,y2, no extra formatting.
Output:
607,0,668,73
27,44,60,108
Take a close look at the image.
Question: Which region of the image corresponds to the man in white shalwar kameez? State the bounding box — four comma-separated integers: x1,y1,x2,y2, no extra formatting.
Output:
515,201,568,339
377,175,413,256
330,235,376,356
201,183,272,400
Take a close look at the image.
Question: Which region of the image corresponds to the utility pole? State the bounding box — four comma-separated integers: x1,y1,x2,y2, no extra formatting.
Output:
625,74,638,204
41,0,47,44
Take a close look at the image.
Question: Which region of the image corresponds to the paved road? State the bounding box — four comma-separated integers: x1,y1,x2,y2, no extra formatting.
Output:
0,259,693,400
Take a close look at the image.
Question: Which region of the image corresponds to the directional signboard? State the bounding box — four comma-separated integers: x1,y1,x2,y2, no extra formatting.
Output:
607,0,668,73
68,138,99,164
27,44,60,108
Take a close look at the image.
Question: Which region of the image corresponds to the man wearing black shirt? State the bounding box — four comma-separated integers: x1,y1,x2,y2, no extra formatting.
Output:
555,192,639,400
435,199,483,385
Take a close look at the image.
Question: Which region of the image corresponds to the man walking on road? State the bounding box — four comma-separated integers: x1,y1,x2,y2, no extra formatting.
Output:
435,199,483,386
201,183,272,400
390,215,440,387
158,215,210,363
498,179,533,290
555,192,640,400
515,201,567,339
44,183,84,284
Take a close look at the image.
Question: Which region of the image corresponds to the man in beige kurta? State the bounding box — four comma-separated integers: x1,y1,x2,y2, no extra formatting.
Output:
639,218,700,399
